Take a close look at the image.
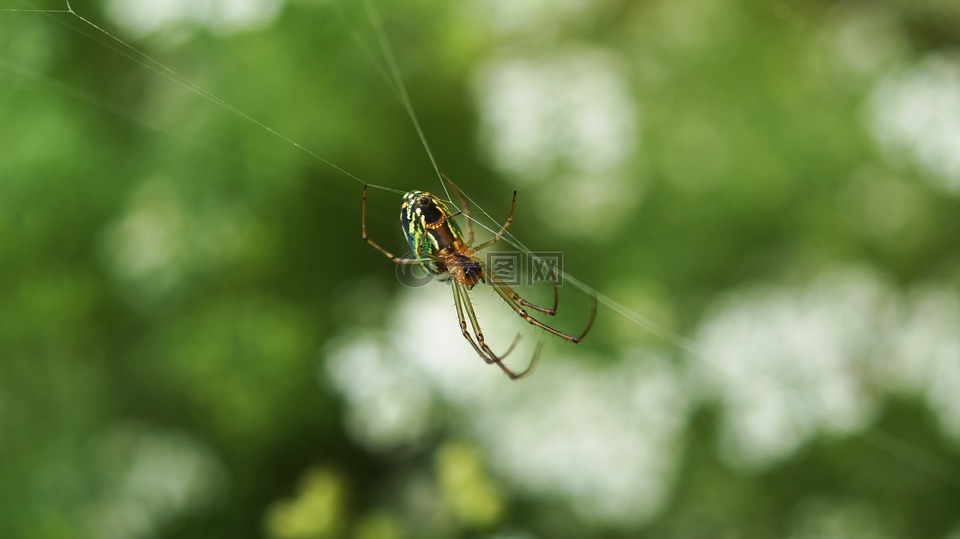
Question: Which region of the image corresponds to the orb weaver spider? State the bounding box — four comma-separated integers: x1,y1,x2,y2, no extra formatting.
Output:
361,177,597,379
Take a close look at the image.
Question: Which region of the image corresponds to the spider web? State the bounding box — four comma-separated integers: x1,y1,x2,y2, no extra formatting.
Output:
3,0,960,495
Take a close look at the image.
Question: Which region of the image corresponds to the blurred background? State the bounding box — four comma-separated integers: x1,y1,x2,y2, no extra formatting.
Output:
2,0,960,537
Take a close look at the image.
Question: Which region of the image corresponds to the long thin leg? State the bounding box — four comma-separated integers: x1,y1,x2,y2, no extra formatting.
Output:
455,281,519,363
451,281,537,380
471,190,517,252
490,278,598,344
451,280,501,363
441,172,473,244
362,184,435,265
488,269,559,316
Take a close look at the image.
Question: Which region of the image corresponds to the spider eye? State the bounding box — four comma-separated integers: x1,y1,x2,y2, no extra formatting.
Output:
418,198,429,206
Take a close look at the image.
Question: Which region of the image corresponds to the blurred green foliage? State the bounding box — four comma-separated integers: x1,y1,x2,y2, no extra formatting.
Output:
2,0,960,538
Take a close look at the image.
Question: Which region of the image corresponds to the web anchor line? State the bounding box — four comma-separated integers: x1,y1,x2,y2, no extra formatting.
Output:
0,0,410,195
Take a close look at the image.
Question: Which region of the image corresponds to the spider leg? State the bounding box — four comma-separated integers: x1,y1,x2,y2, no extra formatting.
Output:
453,280,520,362
488,266,559,316
489,274,597,344
452,280,537,380
471,189,517,252
441,172,474,244
362,184,435,265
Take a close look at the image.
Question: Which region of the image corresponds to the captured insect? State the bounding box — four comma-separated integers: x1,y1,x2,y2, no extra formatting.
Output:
361,177,597,379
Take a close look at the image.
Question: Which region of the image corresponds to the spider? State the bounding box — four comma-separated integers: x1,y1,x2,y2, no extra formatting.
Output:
361,177,597,379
